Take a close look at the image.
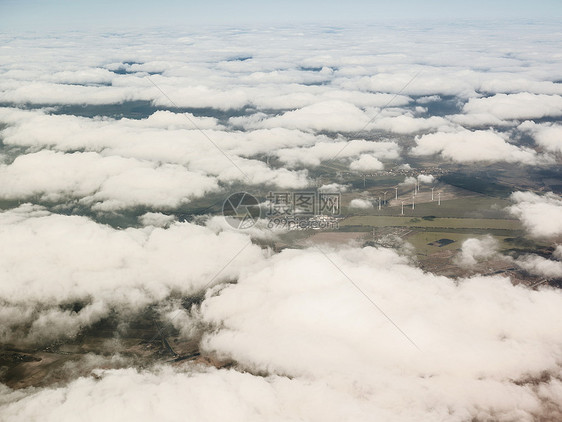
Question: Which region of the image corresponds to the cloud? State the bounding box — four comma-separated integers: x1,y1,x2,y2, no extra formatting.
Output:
462,93,562,121
0,150,220,211
256,100,371,132
0,364,454,422
554,245,562,260
515,254,562,279
370,114,449,134
349,154,384,172
0,107,221,151
0,108,313,195
479,78,562,96
399,176,417,186
447,112,513,127
0,206,263,344
138,212,176,228
1,366,323,422
455,236,499,267
198,246,562,421
276,139,400,168
4,244,562,421
241,89,411,112
508,192,562,239
318,183,348,193
519,121,562,154
349,198,373,209
412,129,540,164
416,95,441,104
0,81,153,106
417,174,435,184
342,70,479,97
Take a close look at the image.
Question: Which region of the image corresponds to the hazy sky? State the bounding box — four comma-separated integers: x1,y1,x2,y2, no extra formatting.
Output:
1,0,562,31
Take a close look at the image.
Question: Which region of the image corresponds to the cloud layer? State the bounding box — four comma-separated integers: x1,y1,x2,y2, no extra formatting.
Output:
1,20,562,422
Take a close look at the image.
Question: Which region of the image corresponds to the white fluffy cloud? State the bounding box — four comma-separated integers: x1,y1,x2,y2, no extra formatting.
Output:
508,192,562,239
0,206,263,344
554,245,562,260
463,93,562,121
257,100,371,132
138,212,176,227
0,150,220,210
370,114,449,134
349,154,384,172
0,108,312,191
417,174,435,184
455,236,499,267
412,129,539,164
276,139,400,168
0,364,476,422
5,244,562,421
519,121,562,154
400,176,417,186
515,254,562,279
349,198,373,209
198,246,562,421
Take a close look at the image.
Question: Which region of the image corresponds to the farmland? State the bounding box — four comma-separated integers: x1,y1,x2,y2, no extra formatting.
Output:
340,215,521,231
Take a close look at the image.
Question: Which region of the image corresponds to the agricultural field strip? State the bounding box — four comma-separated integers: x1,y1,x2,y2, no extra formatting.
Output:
340,216,521,231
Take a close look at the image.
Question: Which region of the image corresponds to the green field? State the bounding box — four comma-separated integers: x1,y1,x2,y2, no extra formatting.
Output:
405,232,512,256
342,197,513,219
340,215,521,230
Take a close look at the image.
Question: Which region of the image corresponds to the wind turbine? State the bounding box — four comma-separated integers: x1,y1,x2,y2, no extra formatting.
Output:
431,187,435,201
378,196,381,210
438,192,441,206
401,201,404,215
395,187,398,200
412,196,415,210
